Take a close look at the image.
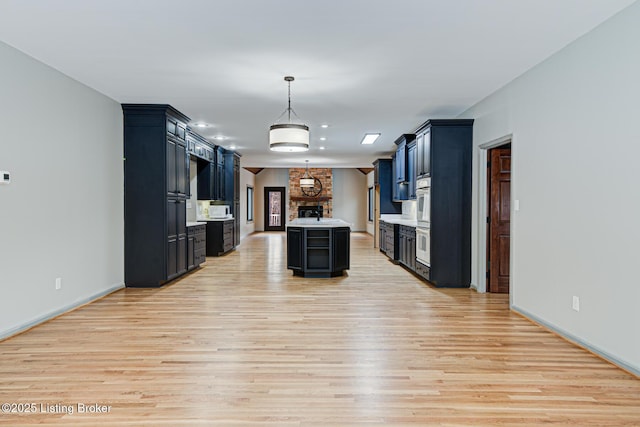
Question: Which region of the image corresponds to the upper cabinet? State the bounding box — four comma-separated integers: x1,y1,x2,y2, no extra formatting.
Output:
392,134,415,202
373,158,401,214
407,140,417,199
191,130,226,201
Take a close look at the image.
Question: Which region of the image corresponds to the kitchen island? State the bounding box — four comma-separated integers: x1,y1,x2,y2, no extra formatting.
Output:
286,218,351,278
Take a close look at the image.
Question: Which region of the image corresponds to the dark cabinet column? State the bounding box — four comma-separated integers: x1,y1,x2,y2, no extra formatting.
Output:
123,104,190,287
414,119,473,288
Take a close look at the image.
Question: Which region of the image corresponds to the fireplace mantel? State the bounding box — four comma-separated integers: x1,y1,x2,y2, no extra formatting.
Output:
290,196,331,202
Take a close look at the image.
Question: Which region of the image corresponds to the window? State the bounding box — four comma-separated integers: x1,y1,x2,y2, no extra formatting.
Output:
246,186,254,222
368,186,374,222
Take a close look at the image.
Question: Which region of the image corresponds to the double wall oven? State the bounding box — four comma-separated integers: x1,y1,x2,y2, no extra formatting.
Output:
416,177,431,266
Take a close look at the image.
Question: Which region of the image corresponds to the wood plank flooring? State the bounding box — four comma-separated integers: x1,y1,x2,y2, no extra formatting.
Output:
1,232,639,426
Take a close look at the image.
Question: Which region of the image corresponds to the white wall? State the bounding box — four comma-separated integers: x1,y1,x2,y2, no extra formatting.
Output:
0,41,123,338
254,169,290,231
332,169,368,231
460,2,640,373
366,171,375,235
239,167,256,239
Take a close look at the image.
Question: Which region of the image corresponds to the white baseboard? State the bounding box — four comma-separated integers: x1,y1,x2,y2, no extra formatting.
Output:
0,283,125,341
512,305,639,377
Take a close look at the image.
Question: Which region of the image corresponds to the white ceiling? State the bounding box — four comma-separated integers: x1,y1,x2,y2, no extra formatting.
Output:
0,0,634,167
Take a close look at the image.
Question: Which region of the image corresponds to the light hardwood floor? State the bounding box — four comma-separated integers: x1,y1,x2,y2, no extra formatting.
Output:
1,232,639,426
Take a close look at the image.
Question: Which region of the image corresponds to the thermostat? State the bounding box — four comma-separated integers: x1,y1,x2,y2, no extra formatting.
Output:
1,171,10,184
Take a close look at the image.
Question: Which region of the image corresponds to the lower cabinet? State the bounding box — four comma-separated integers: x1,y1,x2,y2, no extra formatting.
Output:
187,224,206,270
415,260,430,281
205,220,235,256
398,225,416,271
167,198,187,281
380,221,420,278
287,226,350,277
379,221,399,261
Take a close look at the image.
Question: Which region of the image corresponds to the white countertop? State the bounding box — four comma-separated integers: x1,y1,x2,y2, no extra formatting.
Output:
379,215,417,227
187,221,207,227
195,217,234,222
287,218,351,228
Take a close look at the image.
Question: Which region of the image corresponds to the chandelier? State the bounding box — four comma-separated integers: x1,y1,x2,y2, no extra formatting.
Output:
269,76,309,152
300,160,314,187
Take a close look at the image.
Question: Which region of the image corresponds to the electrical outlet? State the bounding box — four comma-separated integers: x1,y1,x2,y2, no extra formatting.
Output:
55,278,62,290
572,296,580,312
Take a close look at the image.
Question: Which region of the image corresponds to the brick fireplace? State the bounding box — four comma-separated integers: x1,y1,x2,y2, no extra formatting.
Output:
288,168,332,222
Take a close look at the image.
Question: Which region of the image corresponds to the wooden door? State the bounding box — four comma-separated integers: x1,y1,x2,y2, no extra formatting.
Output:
264,187,285,231
488,146,511,293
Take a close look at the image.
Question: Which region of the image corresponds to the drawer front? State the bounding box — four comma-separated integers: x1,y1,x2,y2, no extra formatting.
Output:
194,248,206,265
415,261,430,281
188,225,206,235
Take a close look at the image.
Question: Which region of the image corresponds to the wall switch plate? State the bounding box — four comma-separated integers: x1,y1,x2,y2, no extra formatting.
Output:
572,296,580,312
0,171,10,184
514,199,520,211
55,278,62,290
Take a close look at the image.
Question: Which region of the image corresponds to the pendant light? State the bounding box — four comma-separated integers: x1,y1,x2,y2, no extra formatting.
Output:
300,160,314,187
269,76,309,152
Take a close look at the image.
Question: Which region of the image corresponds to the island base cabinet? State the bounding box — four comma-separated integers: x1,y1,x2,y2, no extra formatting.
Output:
287,226,350,278
287,227,304,271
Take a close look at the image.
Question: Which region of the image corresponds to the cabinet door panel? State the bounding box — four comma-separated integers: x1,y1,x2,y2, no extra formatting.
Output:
167,139,177,195
422,130,431,177
408,143,416,199
167,199,177,238
177,236,187,275
416,134,424,176
167,238,177,279
187,235,195,270
176,199,186,237
287,227,303,270
332,227,350,271
176,142,188,197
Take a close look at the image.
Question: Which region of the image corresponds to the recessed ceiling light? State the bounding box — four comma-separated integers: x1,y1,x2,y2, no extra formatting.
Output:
193,123,210,128
319,146,326,150
320,124,329,128
319,137,326,141
211,135,226,140
229,144,237,150
360,133,381,145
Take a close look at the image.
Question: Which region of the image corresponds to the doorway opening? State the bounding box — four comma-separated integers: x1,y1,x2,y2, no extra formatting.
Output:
486,143,511,293
264,187,285,231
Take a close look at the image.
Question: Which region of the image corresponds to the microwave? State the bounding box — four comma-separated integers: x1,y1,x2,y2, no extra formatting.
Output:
210,205,230,218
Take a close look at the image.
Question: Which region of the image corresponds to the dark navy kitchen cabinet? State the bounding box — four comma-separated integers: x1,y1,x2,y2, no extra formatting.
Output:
286,226,350,278
373,159,401,214
123,104,192,287
407,141,417,199
225,151,242,245
197,146,226,200
205,219,235,256
415,119,474,288
392,134,414,201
